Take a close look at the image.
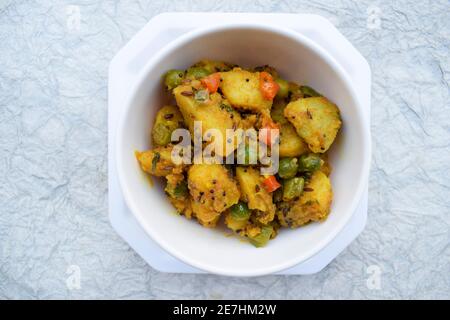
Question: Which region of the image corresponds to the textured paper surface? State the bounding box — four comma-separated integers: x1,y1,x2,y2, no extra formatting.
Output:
0,0,449,299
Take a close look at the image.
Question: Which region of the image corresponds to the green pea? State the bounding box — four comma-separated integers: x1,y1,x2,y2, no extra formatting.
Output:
164,69,184,90
278,157,299,179
270,100,288,125
186,67,210,79
282,177,304,201
275,78,289,98
249,225,273,248
230,201,250,221
152,123,172,146
288,83,303,102
300,85,321,98
298,154,323,172
226,214,248,231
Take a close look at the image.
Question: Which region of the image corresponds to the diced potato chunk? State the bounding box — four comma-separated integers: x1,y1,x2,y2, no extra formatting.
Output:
279,123,309,157
174,85,241,157
190,201,220,228
277,171,332,228
168,196,193,219
284,97,341,153
219,68,272,113
135,144,183,177
271,99,309,157
188,164,240,227
235,167,275,224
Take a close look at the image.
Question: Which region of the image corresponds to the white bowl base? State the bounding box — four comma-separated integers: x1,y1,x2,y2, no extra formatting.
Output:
108,12,371,275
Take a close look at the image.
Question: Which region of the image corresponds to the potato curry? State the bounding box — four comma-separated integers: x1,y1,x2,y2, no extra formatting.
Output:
135,60,342,247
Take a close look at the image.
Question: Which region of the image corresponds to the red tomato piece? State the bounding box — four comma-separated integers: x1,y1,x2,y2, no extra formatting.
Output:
259,71,279,100
200,73,221,93
262,175,281,193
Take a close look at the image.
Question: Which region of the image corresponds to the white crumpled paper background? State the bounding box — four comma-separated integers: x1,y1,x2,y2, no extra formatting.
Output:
0,0,449,299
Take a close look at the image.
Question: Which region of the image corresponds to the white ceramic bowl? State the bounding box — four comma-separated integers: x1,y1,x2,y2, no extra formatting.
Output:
116,23,371,277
